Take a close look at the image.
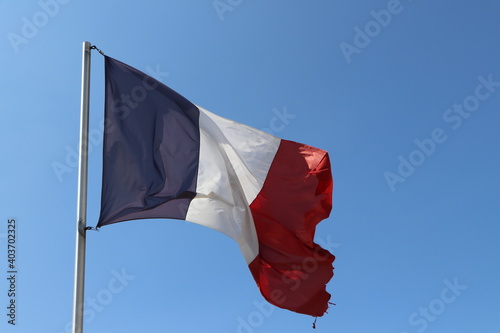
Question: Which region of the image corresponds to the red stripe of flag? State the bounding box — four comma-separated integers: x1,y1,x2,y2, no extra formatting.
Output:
248,140,334,317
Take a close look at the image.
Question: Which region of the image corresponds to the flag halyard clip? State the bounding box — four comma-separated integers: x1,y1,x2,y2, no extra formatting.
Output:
90,45,105,56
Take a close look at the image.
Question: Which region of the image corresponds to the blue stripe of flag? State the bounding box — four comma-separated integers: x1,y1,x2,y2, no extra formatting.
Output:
98,56,200,227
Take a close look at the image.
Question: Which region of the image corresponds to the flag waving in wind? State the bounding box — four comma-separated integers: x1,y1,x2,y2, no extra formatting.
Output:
97,56,335,317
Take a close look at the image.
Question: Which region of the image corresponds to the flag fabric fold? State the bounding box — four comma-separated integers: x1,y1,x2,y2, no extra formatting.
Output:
97,56,335,317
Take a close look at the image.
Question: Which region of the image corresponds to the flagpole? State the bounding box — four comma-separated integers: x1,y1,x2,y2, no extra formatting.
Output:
72,41,92,333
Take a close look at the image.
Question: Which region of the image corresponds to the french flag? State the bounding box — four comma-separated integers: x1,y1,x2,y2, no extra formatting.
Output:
97,56,335,317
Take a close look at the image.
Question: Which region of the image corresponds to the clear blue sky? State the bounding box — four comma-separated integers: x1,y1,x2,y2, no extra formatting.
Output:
1,1,499,332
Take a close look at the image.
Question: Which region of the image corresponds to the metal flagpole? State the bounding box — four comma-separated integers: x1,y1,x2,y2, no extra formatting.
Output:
72,41,92,333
